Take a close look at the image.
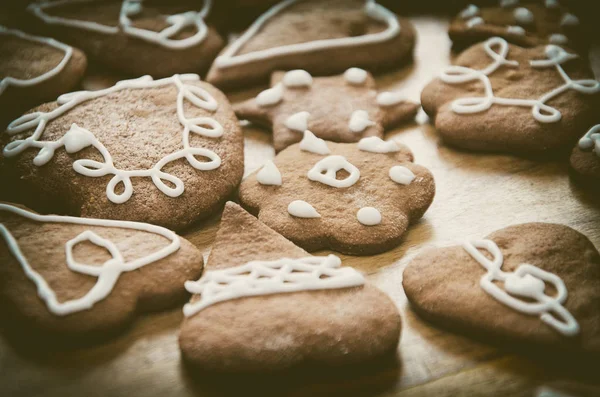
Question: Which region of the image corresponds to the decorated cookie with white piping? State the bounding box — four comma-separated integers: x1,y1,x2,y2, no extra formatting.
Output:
239,135,435,255
570,124,600,190
421,37,600,156
0,202,203,343
206,0,416,88
179,202,401,371
0,25,87,127
0,74,244,230
449,2,585,49
234,68,419,152
403,223,600,355
27,0,224,77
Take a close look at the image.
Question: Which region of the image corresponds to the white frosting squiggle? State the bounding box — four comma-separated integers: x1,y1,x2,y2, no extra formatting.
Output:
463,239,579,336
439,37,600,123
0,203,180,316
308,155,360,188
3,74,223,204
0,26,73,95
183,255,364,317
578,124,600,158
28,0,212,50
213,0,400,69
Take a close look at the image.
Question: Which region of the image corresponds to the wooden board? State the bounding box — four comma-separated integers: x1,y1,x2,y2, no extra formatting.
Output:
2,16,600,397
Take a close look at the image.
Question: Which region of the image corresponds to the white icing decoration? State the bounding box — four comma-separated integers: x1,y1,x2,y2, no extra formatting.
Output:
578,124,600,158
344,67,368,85
439,37,600,123
0,203,180,316
28,0,212,49
376,91,405,106
307,155,360,188
213,0,400,69
282,69,312,88
356,207,381,226
506,25,526,35
0,26,73,95
463,239,579,336
284,111,310,132
349,110,375,133
183,255,364,317
357,136,399,153
299,130,330,155
389,165,415,185
560,13,579,27
545,0,559,8
256,82,284,107
549,34,568,44
459,5,479,19
500,0,519,7
466,17,484,29
256,160,282,185
287,200,321,218
3,74,223,204
514,7,534,24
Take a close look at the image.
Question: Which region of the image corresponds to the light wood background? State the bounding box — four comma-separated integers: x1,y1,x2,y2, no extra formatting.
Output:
2,16,600,397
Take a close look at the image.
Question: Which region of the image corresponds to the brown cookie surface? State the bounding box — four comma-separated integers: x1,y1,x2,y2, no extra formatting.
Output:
179,202,401,372
570,126,600,190
206,0,416,89
234,68,419,152
421,37,600,156
28,0,224,77
1,75,244,230
0,26,87,128
403,223,600,356
239,137,435,255
0,202,204,343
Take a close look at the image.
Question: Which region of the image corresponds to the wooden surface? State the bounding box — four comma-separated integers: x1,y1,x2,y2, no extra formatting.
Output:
2,16,600,397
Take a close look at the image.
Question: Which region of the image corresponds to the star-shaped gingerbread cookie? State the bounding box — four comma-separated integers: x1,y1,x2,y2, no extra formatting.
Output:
239,133,435,255
234,68,420,152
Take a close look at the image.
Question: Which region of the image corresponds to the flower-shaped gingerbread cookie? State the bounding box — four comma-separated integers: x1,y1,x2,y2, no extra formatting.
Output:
239,133,435,255
570,124,600,190
421,37,600,156
235,68,419,152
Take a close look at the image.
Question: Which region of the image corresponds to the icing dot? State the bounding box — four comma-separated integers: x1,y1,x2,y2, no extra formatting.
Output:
514,8,534,24
506,25,526,35
389,165,415,185
376,91,405,106
349,110,375,133
500,0,519,7
466,17,484,29
561,13,579,27
548,34,568,44
299,130,330,155
357,137,400,153
459,5,479,19
356,207,381,226
344,68,368,85
284,111,310,132
283,69,312,88
256,160,282,186
288,200,320,218
545,0,559,8
256,83,283,107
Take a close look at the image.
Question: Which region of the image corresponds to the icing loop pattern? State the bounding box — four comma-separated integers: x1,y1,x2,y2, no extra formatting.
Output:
579,124,600,157
0,203,180,316
29,0,212,50
3,74,223,204
307,155,360,188
440,37,600,123
463,239,579,336
183,254,365,317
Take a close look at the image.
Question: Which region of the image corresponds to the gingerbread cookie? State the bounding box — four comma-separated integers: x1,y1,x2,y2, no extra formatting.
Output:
1,74,244,230
421,37,600,156
0,202,203,342
570,124,600,190
0,25,87,128
234,68,419,152
403,223,600,355
450,1,585,50
239,134,435,255
206,0,416,89
179,202,401,371
28,0,224,77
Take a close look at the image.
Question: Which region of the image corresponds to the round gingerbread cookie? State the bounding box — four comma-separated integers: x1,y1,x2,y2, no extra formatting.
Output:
1,74,244,230
570,124,600,191
28,0,224,77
